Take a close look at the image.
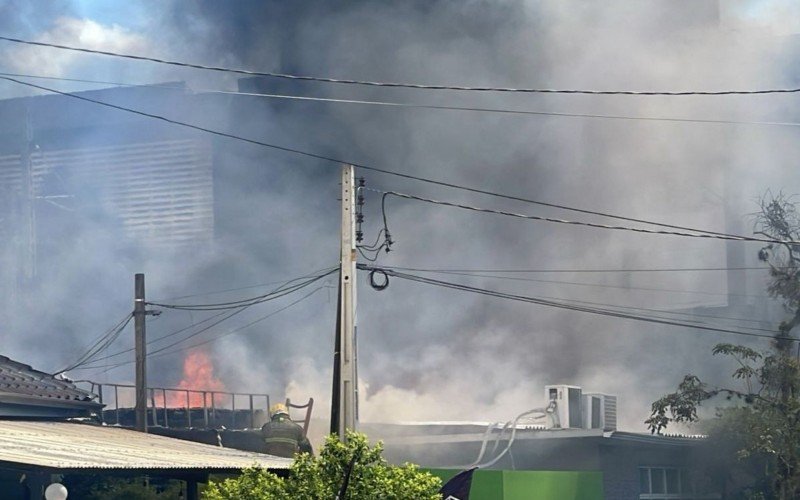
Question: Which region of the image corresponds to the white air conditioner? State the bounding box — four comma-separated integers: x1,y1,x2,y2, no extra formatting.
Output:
544,385,582,429
583,393,617,431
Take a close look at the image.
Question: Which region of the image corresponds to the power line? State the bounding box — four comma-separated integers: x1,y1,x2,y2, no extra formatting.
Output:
373,268,777,329
147,286,326,359
380,267,771,300
0,75,785,243
2,35,799,96
372,188,795,244
76,267,335,367
359,265,795,343
385,265,774,274
80,308,242,366
149,266,337,303
77,285,327,373
5,71,800,128
147,267,337,310
58,313,133,373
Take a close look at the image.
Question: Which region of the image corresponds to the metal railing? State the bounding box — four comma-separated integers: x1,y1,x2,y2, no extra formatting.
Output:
77,381,271,430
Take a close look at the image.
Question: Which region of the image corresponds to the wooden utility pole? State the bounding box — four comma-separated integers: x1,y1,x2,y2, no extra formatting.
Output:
333,164,358,440
134,273,147,432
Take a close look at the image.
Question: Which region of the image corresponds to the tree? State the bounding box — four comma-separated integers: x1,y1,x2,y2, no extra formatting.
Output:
647,345,800,498
646,192,800,499
756,191,800,366
203,431,442,500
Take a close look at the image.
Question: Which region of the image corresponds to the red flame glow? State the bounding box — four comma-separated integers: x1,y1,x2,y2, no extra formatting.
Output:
158,349,227,408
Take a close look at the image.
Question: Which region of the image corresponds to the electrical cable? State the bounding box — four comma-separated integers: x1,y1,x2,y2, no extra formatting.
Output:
76,284,326,373
525,294,778,334
367,266,777,332
79,267,335,365
58,313,133,373
1,75,780,241
148,265,336,304
3,36,800,96
357,246,385,262
155,276,331,302
5,71,800,128
147,286,326,359
359,265,798,343
371,188,797,245
385,265,776,274
368,268,390,291
74,306,248,373
374,267,778,326
380,267,770,300
79,308,239,366
147,267,337,310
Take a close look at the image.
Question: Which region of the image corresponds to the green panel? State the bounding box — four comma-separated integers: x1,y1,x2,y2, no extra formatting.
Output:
503,471,603,500
427,469,603,500
469,470,505,500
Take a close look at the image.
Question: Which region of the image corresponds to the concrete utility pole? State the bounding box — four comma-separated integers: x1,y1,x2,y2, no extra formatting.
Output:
134,273,148,432
333,164,358,440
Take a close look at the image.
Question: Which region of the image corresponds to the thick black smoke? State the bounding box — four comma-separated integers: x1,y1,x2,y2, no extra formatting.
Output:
1,0,799,430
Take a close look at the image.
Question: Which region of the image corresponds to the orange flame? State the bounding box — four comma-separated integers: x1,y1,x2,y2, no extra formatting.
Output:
158,349,227,408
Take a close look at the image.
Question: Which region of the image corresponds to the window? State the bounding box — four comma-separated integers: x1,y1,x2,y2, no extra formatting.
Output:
639,467,694,499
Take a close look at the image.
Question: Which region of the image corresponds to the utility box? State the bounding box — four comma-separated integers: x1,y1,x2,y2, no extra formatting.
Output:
545,385,583,429
583,393,617,431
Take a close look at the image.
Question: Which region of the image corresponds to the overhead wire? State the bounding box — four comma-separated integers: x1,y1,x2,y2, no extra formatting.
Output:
370,188,797,245
147,285,326,359
1,75,785,243
369,267,777,331
385,265,776,274
57,313,133,373
146,267,337,310
515,291,778,333
77,308,239,367
73,267,335,368
5,71,800,128
382,267,770,300
77,285,327,373
2,35,800,95
358,265,796,343
149,265,337,303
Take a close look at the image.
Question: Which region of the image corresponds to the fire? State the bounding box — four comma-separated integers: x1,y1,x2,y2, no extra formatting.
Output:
159,349,227,408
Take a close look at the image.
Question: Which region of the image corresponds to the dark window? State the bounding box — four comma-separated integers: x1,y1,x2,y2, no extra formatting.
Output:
639,467,693,499
651,468,665,494
591,396,601,428
665,468,679,494
639,468,650,493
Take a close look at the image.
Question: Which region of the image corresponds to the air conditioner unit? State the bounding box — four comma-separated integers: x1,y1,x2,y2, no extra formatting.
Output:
545,385,582,429
583,393,617,431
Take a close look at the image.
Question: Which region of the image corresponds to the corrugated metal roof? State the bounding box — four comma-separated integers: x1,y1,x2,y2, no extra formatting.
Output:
0,421,291,470
0,356,98,404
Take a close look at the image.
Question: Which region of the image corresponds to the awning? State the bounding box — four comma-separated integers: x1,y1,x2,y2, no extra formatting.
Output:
0,420,291,472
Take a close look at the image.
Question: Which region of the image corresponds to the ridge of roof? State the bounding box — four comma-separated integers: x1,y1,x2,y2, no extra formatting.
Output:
0,355,99,408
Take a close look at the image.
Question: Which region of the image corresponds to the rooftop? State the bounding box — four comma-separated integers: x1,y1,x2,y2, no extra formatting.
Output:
0,420,290,471
0,356,101,418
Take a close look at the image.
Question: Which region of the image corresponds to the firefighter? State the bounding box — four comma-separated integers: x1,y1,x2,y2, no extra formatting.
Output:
261,403,313,457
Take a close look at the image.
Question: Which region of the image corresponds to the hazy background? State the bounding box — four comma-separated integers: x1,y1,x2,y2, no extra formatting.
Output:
1,0,799,431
